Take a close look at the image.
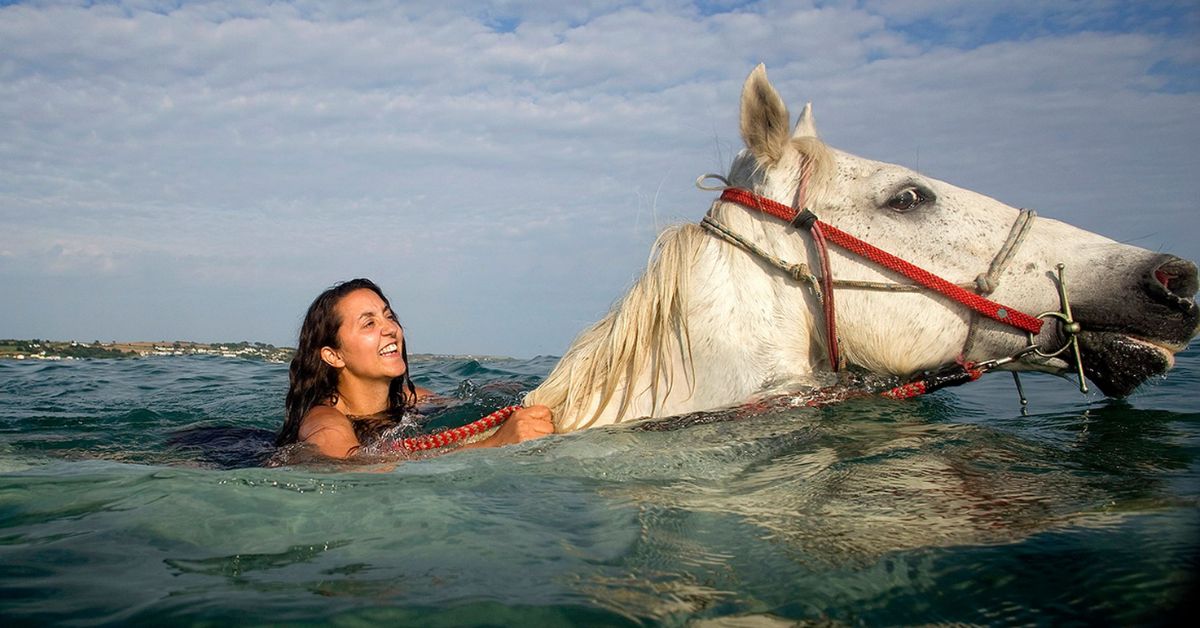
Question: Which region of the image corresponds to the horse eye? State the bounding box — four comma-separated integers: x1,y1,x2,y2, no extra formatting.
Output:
887,187,927,212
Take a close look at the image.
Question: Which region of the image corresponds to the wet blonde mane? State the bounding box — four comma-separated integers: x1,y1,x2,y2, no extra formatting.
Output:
524,223,708,431
526,137,835,432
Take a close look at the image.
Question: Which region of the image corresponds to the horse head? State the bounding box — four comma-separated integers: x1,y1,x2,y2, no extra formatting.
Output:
731,64,1199,397
528,65,1198,432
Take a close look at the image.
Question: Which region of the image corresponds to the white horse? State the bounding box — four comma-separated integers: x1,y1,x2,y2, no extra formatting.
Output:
526,65,1199,432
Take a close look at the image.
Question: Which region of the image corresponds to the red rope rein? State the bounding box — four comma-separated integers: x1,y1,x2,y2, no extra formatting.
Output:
395,405,521,452
811,222,839,368
880,362,985,399
817,222,1043,333
718,188,1044,335
396,184,1043,448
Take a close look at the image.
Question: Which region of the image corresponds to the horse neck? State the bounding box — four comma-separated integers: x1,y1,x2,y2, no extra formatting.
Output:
526,212,821,432
697,200,825,379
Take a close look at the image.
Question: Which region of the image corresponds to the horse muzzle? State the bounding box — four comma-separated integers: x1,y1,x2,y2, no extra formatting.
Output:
1068,254,1199,397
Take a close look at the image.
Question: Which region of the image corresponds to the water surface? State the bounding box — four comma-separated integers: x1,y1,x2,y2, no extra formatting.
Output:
1,350,1196,625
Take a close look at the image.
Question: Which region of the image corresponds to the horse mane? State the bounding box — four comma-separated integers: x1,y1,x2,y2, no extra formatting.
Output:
524,223,707,431
526,136,836,432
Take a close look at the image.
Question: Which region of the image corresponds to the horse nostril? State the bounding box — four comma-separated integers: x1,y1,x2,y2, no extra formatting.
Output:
1154,269,1169,288
1147,256,1198,313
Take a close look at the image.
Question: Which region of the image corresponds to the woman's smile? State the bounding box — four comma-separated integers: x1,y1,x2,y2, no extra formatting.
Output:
332,288,408,380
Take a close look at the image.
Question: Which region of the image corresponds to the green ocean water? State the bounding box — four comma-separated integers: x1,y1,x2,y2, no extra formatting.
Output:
1,349,1197,625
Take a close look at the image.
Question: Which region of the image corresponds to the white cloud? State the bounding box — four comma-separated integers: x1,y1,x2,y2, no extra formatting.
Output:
1,0,1197,355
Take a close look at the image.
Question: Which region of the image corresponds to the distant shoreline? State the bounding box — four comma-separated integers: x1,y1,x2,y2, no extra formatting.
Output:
0,339,511,364
0,339,294,362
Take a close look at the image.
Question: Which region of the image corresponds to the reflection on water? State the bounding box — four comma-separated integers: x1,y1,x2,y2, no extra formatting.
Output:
0,352,1197,624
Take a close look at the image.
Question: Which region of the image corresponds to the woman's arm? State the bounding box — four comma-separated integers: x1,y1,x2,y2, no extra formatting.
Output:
297,406,361,459
298,402,554,458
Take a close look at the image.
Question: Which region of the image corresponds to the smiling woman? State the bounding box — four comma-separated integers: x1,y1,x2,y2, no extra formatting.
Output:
275,278,553,459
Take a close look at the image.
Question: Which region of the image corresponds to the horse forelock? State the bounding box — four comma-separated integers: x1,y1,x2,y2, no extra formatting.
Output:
788,136,836,210
727,136,836,212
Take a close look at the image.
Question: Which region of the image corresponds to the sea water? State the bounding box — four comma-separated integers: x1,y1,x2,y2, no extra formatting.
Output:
1,349,1196,625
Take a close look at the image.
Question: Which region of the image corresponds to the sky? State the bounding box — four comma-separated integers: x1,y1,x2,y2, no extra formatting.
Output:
1,0,1197,358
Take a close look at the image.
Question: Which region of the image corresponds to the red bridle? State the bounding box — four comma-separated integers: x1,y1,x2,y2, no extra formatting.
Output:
384,184,1052,447
715,187,1044,372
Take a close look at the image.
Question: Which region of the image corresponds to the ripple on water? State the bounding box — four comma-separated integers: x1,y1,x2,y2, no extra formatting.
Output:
0,349,1196,625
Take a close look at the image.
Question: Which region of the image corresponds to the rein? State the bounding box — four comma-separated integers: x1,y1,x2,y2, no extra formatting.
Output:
696,168,1096,404
391,171,1078,445
392,405,520,452
717,186,1043,333
707,184,1044,372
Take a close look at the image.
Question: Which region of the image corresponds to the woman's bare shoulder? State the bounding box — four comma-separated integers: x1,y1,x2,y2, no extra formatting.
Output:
298,405,348,434
298,406,360,458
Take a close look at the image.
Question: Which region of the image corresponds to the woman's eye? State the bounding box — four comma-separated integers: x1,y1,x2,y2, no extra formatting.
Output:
887,187,928,212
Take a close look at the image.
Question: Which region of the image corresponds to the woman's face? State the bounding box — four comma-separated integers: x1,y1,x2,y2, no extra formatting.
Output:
324,288,408,381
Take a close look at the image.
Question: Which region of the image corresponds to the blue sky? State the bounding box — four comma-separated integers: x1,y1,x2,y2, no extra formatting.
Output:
2,0,1197,357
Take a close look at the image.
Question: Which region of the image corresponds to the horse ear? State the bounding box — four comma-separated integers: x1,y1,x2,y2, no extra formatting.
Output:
793,102,818,138
740,64,791,166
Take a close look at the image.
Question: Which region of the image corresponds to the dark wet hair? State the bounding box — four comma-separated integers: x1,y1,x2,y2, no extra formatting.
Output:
276,278,417,447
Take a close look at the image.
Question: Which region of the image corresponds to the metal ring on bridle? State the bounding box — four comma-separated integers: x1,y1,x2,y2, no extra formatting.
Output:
1026,263,1089,393
1028,311,1079,358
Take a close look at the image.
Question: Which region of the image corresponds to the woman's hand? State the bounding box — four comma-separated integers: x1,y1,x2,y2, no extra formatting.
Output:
465,405,555,449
